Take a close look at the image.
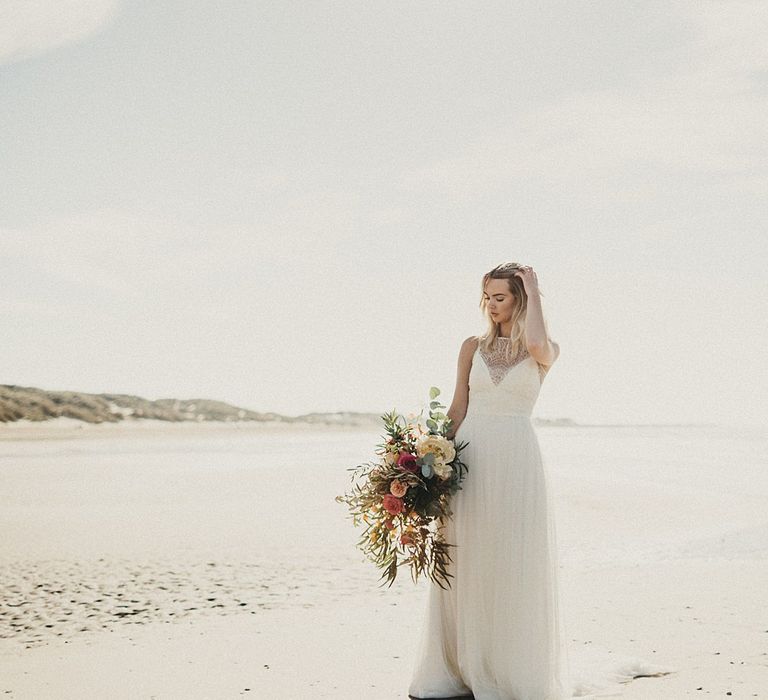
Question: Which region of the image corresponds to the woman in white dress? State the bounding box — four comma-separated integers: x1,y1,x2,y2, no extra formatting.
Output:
407,262,672,700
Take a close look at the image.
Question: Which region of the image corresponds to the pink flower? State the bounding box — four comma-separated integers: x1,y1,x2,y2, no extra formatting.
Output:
383,494,405,515
397,452,419,473
389,479,408,498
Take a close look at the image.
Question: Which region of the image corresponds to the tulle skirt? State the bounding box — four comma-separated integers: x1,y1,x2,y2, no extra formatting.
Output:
408,413,572,700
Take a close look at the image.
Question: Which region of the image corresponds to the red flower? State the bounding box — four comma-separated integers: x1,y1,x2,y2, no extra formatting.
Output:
383,494,405,515
397,452,419,473
400,533,415,546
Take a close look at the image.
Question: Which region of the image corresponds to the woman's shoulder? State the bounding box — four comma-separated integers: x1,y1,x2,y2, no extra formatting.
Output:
459,335,480,355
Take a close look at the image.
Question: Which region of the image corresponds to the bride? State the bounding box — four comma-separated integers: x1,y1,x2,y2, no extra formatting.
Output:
407,262,673,699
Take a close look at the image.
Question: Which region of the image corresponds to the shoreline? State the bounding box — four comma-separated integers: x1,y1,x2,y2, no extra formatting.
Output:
0,416,730,443
0,416,378,442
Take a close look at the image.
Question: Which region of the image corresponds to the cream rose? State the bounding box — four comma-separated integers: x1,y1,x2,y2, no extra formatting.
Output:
432,460,454,480
415,435,456,464
416,435,456,481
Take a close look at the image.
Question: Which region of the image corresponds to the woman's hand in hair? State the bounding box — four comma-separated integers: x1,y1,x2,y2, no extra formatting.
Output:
513,265,539,295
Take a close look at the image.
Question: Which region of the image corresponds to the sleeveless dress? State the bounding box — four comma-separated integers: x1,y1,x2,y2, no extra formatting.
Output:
407,336,673,700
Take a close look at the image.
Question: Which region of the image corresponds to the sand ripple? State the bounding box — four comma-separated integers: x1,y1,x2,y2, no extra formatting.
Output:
0,557,389,648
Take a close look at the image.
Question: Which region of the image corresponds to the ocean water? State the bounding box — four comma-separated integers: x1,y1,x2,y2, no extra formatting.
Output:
538,423,768,568
1,422,765,572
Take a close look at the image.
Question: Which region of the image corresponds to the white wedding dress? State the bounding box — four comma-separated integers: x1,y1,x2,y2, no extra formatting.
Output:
407,336,674,700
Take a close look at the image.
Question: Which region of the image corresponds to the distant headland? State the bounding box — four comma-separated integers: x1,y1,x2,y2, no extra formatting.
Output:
0,384,385,427
0,384,706,429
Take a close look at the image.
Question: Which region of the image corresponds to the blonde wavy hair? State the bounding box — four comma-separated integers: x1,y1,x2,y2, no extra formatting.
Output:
478,261,548,358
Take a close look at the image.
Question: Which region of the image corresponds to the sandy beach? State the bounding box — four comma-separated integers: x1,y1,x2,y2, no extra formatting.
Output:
1,418,766,698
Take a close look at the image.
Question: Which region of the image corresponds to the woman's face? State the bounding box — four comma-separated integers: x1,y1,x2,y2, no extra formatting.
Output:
483,278,516,323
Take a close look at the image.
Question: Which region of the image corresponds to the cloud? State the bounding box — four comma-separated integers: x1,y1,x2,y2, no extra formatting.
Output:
403,1,768,202
0,0,121,66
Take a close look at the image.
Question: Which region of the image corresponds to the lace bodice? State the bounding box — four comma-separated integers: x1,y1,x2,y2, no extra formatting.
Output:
478,337,548,384
464,336,556,418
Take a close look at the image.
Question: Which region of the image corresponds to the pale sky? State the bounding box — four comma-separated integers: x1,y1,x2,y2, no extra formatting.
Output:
1,1,766,427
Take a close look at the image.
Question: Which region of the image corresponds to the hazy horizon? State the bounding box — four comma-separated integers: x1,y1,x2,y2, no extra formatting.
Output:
2,2,766,429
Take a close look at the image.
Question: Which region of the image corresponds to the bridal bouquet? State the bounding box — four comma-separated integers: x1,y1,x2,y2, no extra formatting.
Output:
335,387,469,590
